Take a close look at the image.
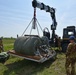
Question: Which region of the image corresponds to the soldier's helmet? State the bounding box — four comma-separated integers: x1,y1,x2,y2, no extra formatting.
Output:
69,36,75,40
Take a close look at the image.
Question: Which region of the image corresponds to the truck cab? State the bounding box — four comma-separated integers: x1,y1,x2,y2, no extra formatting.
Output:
61,26,76,52
63,26,76,38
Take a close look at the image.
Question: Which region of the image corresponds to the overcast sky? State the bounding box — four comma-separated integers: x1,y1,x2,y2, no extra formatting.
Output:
0,0,76,38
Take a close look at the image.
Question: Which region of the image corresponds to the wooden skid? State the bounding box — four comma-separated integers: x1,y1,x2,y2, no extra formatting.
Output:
8,50,56,63
8,50,41,60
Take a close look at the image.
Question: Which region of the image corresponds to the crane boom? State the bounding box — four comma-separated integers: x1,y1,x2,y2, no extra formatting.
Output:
32,0,54,13
32,0,57,29
32,0,57,43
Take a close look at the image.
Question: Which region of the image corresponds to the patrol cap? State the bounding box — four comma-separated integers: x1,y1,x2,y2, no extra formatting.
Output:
69,36,75,40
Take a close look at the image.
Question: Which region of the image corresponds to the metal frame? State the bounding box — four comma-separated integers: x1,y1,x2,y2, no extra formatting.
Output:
9,50,56,63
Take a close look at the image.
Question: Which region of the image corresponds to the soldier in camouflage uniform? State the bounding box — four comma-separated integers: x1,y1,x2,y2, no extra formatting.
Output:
65,36,76,75
0,38,4,53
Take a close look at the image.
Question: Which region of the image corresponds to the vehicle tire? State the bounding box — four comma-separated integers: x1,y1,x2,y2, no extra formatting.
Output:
61,43,68,52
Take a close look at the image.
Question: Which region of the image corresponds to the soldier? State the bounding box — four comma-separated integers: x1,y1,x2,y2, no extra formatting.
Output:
0,38,4,53
65,36,76,75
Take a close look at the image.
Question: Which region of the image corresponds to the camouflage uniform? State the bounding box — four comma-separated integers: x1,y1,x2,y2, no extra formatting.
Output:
65,42,76,75
0,39,4,53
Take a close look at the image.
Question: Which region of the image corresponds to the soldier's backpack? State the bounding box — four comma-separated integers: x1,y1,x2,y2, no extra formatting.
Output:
0,52,10,63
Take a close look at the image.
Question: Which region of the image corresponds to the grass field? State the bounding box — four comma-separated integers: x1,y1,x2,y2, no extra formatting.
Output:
0,38,76,75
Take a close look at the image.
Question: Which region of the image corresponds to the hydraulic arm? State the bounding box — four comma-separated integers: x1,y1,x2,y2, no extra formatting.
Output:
32,0,57,43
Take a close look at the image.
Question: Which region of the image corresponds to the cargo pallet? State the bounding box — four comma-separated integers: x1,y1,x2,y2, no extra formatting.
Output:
8,50,56,63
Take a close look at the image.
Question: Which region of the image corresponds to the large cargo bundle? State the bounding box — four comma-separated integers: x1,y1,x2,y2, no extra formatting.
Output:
14,36,49,55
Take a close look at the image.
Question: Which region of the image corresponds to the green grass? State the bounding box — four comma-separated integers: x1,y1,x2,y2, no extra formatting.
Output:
0,38,76,75
3,38,15,51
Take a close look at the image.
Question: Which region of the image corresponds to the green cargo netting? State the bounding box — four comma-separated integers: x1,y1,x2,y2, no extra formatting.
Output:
14,36,49,55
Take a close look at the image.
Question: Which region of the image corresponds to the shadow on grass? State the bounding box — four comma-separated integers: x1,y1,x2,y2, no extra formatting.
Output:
55,50,66,54
3,58,55,75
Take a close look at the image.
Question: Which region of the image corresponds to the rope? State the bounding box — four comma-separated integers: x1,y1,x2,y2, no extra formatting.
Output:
21,18,33,36
36,22,40,36
36,19,43,32
30,24,33,35
21,7,43,36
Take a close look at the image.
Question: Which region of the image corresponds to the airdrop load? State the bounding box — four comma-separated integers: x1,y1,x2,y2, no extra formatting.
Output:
14,35,49,56
9,35,56,63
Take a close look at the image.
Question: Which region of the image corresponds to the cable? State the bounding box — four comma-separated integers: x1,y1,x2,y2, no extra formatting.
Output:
36,19,43,32
21,18,33,36
36,22,40,36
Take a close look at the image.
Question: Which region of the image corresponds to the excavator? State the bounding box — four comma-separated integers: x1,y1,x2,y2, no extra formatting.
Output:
7,0,57,63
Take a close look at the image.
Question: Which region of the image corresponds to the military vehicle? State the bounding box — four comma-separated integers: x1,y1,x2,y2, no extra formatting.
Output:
61,26,76,52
